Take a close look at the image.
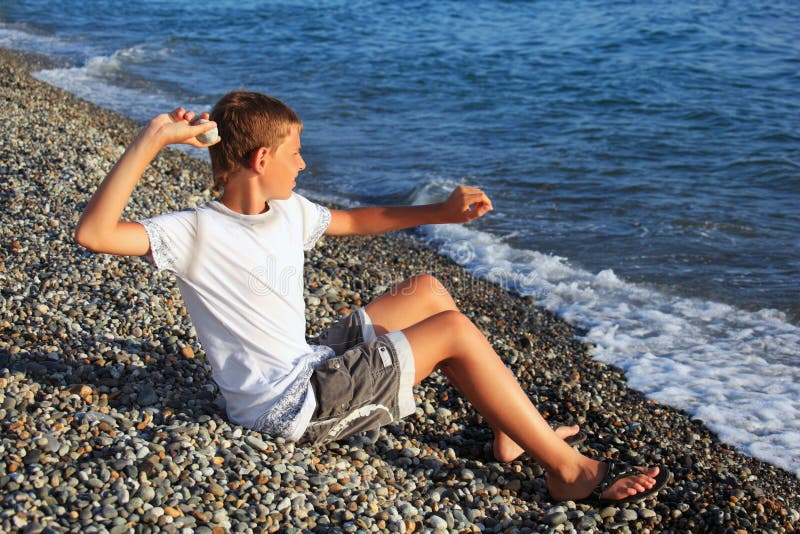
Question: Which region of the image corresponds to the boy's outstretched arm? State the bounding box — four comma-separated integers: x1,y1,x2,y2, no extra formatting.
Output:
324,185,493,236
75,108,218,256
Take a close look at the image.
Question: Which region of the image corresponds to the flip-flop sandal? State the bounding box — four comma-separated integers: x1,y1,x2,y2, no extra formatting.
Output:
564,430,587,447
582,461,672,506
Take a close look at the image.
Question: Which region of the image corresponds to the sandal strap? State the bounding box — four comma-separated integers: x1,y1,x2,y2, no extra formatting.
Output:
591,461,641,499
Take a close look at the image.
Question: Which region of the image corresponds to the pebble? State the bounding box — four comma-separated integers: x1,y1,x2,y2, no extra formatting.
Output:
577,514,597,530
245,434,270,452
40,434,60,453
143,506,164,524
426,515,448,530
0,47,798,534
620,509,638,522
137,384,158,406
544,511,568,526
639,508,656,520
209,483,225,497
138,486,156,502
600,506,618,519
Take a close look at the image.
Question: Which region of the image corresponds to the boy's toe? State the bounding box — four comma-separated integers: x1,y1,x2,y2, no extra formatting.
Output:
597,464,671,505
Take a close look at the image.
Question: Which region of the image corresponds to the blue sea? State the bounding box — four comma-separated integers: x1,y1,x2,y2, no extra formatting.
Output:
2,0,798,475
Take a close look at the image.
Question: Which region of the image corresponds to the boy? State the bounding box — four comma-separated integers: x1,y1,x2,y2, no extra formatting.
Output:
76,91,670,504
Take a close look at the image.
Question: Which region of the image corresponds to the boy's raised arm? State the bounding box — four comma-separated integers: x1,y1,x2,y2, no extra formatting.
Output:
325,185,493,236
75,108,218,256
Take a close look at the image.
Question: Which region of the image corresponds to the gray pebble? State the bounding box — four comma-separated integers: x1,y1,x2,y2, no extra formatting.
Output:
137,384,158,406
116,488,130,505
639,508,656,520
245,434,270,452
600,506,618,519
544,511,568,526
426,515,448,530
576,514,597,530
619,509,638,522
137,486,156,502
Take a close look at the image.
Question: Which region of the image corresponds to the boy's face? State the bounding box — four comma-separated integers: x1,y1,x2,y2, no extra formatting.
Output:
264,126,305,200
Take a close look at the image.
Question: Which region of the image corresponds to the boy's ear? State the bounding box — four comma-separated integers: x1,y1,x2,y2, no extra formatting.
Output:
249,147,270,172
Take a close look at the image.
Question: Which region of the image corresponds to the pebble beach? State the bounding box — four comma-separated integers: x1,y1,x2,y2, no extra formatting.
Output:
1,46,798,534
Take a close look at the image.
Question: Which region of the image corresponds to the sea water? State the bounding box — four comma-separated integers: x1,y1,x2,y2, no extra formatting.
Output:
2,0,798,476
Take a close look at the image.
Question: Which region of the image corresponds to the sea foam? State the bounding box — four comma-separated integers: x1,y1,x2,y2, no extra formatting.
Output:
0,23,94,60
33,46,174,122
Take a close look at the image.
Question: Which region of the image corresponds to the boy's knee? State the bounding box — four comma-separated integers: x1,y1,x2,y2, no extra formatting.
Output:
437,309,470,330
394,274,456,313
411,273,451,299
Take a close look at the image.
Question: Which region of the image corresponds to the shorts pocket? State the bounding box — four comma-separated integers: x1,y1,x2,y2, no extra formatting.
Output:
343,348,375,409
310,349,375,419
310,358,353,419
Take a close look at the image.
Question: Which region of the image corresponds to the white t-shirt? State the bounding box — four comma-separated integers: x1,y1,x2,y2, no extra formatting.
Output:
139,193,332,440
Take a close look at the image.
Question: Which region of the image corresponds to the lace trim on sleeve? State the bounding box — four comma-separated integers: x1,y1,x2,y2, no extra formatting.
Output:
252,344,334,438
139,219,180,272
303,205,331,251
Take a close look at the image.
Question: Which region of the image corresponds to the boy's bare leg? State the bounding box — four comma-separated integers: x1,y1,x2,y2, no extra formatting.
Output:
365,275,658,500
365,275,580,462
439,365,580,462
399,309,660,502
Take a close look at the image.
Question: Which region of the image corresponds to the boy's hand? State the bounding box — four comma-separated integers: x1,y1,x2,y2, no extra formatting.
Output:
144,107,220,149
441,186,493,223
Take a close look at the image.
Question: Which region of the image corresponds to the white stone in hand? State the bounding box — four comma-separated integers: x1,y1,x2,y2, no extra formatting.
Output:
192,118,218,144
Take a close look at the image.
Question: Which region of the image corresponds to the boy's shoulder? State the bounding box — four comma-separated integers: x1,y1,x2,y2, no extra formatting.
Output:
268,192,323,220
139,204,197,227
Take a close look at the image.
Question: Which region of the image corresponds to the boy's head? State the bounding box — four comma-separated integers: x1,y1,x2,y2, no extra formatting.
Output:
209,91,302,190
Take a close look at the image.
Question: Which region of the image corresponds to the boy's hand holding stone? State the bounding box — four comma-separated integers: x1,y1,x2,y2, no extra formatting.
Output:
144,107,219,148
441,185,493,223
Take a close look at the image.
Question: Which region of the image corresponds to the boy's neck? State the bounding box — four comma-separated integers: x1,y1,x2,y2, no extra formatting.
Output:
220,195,271,215
219,172,272,215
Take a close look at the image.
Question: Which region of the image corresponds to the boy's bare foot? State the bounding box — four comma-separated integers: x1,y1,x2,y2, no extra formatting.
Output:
493,425,582,462
547,460,666,504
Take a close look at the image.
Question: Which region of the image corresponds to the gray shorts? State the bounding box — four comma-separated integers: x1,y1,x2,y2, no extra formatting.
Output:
300,308,416,446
